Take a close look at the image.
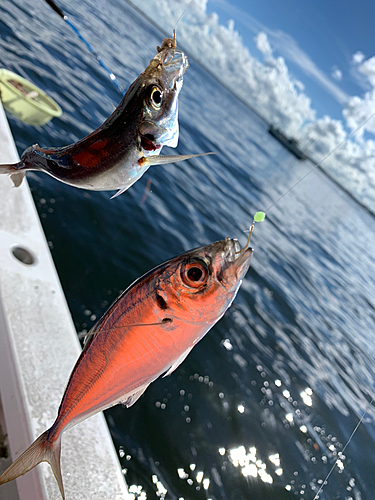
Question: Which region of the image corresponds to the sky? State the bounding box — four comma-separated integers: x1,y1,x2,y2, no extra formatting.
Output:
210,0,375,118
136,0,375,210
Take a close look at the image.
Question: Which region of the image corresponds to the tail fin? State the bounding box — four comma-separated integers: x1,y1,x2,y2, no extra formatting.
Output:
0,162,25,187
0,430,64,499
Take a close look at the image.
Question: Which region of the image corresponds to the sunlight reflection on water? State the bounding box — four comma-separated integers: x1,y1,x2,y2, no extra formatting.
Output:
1,0,375,499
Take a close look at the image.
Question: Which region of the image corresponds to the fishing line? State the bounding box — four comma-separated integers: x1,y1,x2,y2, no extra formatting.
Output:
264,109,375,214
235,110,375,494
236,109,375,255
312,394,375,500
174,0,195,32
235,223,254,254
43,0,125,96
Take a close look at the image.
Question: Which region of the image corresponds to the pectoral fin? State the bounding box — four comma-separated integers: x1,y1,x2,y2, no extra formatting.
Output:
110,186,128,199
139,152,215,167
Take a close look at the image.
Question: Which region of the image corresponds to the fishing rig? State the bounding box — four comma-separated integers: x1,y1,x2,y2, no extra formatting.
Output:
234,107,375,500
44,0,125,96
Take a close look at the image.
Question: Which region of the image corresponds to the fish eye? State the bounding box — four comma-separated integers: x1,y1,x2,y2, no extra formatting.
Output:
181,260,209,289
148,86,163,110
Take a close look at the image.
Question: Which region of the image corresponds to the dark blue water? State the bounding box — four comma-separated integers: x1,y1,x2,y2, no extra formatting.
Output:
1,1,375,499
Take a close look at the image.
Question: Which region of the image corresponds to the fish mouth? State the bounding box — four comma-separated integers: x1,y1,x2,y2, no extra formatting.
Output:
235,246,253,280
229,238,254,280
234,239,241,254
164,50,189,83
154,49,189,85
215,238,253,296
140,49,187,152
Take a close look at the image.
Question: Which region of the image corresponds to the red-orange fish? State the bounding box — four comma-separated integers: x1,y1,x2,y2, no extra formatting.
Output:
0,238,253,499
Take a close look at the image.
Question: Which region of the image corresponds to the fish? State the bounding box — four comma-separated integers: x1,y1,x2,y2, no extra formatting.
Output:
0,34,211,198
0,237,253,499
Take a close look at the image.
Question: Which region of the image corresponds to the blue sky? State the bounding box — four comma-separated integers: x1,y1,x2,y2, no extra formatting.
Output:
138,0,375,210
208,0,375,121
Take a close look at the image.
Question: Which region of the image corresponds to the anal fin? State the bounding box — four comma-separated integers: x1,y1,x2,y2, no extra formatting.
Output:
110,186,128,199
10,172,25,187
121,385,149,408
163,346,193,378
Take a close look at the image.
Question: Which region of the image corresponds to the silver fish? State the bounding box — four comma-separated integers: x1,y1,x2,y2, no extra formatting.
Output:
0,35,211,198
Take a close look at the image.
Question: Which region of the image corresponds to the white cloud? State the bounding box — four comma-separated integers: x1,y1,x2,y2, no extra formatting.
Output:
262,30,348,104
349,51,375,92
254,32,272,58
343,56,375,137
331,66,343,81
352,51,365,64
357,56,375,86
301,117,375,208
136,0,375,212
211,0,348,105
294,80,305,92
302,116,347,157
138,0,315,135
343,92,375,136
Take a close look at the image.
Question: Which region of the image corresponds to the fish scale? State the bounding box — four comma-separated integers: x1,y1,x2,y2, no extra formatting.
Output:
0,35,211,198
0,237,253,500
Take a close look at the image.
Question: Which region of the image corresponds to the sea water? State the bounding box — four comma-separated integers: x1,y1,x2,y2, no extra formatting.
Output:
1,1,375,499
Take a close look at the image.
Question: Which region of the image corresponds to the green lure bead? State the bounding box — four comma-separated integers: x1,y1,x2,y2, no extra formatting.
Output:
253,211,266,222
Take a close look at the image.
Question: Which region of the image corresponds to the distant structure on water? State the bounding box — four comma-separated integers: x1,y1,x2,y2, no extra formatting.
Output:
268,125,307,160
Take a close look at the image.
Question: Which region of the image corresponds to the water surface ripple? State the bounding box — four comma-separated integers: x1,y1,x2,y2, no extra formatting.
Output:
1,2,375,499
